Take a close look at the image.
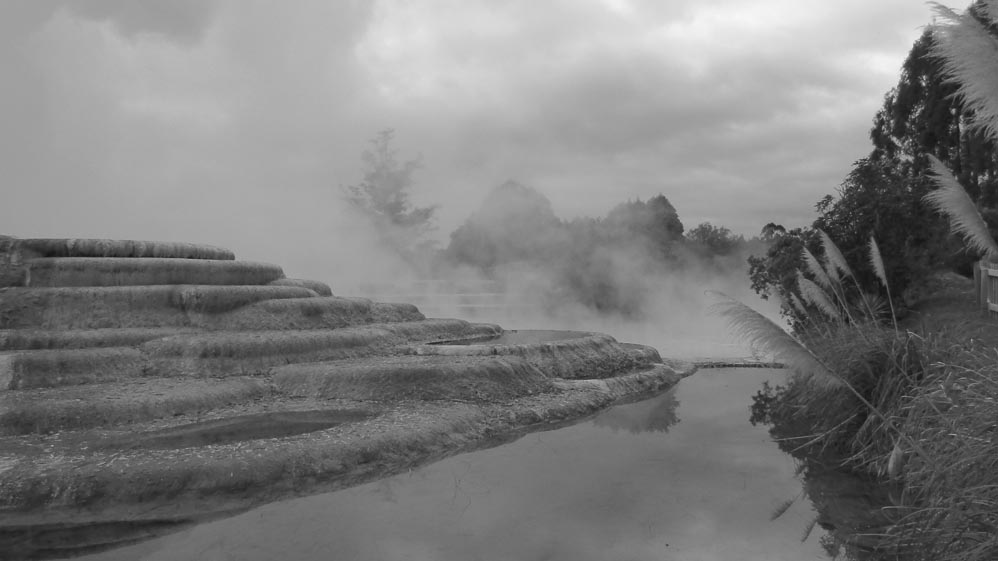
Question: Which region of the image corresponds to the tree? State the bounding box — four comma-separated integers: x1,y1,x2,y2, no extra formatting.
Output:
922,1,998,264
685,222,743,256
749,7,998,314
603,194,684,259
344,129,437,260
748,226,816,308
445,180,563,271
760,223,787,242
814,158,948,297
869,24,998,219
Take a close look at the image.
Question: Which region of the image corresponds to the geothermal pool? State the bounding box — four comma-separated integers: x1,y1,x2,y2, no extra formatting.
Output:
75,368,828,561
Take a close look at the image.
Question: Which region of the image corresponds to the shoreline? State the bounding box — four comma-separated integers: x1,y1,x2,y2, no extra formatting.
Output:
2,360,700,559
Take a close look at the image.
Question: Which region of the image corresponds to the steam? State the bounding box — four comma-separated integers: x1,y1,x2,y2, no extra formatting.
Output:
347,180,782,361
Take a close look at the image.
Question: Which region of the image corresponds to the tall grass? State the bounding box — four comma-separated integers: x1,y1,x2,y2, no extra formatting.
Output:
712,3,998,558
714,224,997,559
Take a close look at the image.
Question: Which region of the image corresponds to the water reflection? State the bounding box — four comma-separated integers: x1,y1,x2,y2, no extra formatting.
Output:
591,390,680,434
754,381,901,559
76,369,828,561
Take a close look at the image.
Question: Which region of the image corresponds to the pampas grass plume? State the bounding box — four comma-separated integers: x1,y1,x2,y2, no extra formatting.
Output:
817,229,855,280
868,236,889,289
796,271,842,322
802,247,835,291
930,1,998,143
708,291,841,386
924,154,998,259
789,292,808,319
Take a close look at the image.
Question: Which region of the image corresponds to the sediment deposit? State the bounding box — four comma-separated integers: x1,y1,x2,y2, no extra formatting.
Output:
0,236,694,559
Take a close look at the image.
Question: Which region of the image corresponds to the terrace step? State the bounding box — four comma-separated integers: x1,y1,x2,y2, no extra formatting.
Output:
0,327,196,351
274,354,552,402
4,237,235,260
214,298,424,330
0,347,147,390
0,377,270,435
211,297,377,331
0,285,319,330
267,278,333,297
24,258,284,288
409,332,641,379
371,302,425,323
143,319,502,377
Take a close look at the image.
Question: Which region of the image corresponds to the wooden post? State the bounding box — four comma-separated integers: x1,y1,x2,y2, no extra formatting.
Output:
988,261,998,319
977,261,987,315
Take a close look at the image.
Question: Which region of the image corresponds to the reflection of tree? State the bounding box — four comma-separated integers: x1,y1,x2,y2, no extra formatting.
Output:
799,460,899,560
755,380,901,559
592,390,679,434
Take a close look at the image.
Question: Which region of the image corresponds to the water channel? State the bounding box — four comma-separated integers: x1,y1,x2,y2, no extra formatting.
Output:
75,367,830,561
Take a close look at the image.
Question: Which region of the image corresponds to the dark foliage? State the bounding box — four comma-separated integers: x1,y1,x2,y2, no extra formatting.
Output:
748,26,998,316
444,184,749,316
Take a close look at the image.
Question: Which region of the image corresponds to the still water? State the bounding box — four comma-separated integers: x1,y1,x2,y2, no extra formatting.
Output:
78,368,827,561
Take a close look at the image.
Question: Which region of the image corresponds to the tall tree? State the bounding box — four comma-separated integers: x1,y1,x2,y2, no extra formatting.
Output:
870,25,998,205
750,7,998,314
344,129,437,260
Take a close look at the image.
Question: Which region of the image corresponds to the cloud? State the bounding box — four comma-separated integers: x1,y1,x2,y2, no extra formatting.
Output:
62,0,218,43
1,0,932,286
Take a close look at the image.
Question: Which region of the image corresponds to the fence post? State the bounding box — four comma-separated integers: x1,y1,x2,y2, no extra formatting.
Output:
976,260,986,315
985,260,997,319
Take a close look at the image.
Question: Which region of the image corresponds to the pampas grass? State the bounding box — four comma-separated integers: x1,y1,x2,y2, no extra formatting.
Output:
817,229,855,280
868,236,898,329
796,272,842,322
802,247,836,291
930,1,998,143
924,154,998,259
868,236,889,290
789,292,808,320
708,291,840,386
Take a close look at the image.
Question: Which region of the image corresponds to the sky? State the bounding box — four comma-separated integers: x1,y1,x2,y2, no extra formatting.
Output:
1,0,937,283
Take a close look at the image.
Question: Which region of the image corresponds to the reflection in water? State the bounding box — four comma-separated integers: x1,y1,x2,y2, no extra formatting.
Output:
591,390,680,434
76,369,828,561
754,382,901,559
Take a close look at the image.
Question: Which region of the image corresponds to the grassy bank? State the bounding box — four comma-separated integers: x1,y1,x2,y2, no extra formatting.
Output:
750,272,998,560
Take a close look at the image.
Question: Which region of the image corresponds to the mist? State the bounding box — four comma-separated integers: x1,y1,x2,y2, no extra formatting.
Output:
0,0,921,355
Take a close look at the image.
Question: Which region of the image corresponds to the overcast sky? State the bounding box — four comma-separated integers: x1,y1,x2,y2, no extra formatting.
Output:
1,0,936,281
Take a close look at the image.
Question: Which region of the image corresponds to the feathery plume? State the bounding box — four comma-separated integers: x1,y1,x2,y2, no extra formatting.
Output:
797,271,842,322
868,235,898,330
789,292,809,319
930,2,998,143
708,291,841,386
868,236,888,289
924,154,998,259
800,516,819,543
818,229,855,280
770,498,795,521
802,247,835,291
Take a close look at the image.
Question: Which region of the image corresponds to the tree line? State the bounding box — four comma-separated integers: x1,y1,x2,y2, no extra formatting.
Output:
344,130,759,316
749,5,998,318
